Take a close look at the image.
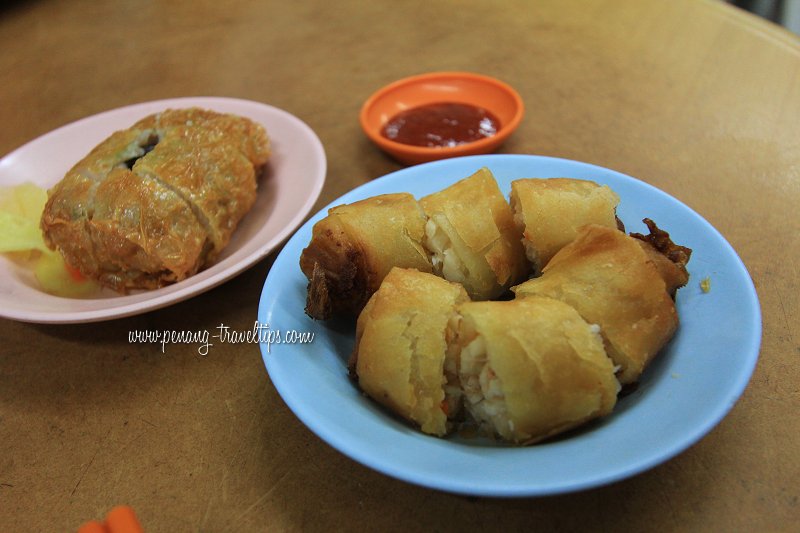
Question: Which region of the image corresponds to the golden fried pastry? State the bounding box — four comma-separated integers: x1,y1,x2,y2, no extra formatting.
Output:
450,297,619,444
513,224,681,385
300,193,432,320
326,170,693,445
351,268,470,436
420,167,528,300
509,178,621,273
40,107,270,292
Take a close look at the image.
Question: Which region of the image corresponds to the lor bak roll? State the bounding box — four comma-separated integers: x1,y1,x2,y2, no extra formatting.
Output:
513,223,690,385
420,167,529,300
299,193,433,320
450,297,619,444
350,269,620,444
509,177,621,274
41,108,271,292
350,268,469,436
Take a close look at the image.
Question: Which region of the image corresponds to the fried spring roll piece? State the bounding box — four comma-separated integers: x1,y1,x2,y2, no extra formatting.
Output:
513,224,685,384
351,268,470,436
450,297,619,444
509,178,621,274
300,193,432,320
420,167,528,300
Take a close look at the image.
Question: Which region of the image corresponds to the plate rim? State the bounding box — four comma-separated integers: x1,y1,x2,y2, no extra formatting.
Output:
258,153,762,497
0,96,327,324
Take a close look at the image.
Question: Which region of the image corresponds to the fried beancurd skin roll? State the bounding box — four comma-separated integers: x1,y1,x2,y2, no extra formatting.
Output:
352,268,470,436
509,178,621,274
452,298,619,444
420,167,528,300
513,224,680,385
40,108,270,292
300,193,433,320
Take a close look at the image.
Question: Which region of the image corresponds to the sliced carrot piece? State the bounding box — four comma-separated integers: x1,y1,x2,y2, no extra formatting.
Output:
63,261,87,282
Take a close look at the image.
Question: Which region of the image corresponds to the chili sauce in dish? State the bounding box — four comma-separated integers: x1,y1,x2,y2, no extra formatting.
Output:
381,102,501,148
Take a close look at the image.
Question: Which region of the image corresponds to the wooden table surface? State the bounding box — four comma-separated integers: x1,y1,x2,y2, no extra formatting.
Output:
1,0,798,531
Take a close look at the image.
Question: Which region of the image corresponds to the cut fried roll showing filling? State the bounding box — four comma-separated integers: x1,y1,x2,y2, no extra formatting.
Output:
299,193,433,320
420,167,528,300
509,178,621,274
351,268,470,436
451,298,619,444
513,223,688,385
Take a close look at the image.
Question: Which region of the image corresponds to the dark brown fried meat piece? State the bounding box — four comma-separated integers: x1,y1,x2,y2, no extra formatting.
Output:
630,218,692,297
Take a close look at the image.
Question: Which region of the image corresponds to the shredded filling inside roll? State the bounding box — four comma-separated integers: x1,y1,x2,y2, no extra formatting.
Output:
424,217,468,284
401,309,462,434
458,332,514,440
510,194,541,270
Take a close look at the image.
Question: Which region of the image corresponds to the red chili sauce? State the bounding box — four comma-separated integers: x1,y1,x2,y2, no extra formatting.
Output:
380,102,501,148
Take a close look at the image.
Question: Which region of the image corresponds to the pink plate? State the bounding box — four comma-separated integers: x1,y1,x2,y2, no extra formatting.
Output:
0,97,326,323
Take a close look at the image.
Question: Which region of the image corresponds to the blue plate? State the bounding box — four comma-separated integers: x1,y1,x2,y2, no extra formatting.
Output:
257,154,761,497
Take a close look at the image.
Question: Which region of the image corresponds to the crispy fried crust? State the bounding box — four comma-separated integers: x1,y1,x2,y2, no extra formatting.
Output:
509,177,621,273
513,224,679,385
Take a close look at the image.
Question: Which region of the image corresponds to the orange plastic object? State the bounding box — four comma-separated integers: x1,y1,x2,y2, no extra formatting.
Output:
77,505,144,533
359,71,524,165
